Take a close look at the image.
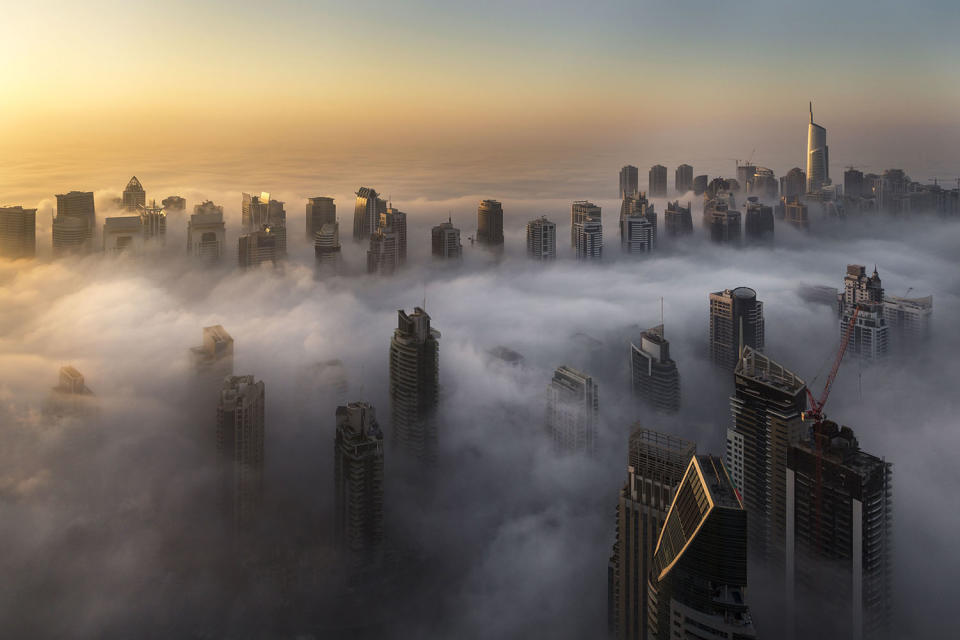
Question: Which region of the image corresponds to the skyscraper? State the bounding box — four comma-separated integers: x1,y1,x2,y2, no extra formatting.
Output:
191,325,234,378
844,168,865,200
630,325,680,413
571,200,601,247
749,167,778,200
526,216,557,260
783,197,809,228
242,192,287,256
389,308,440,464
477,199,504,248
806,102,830,193
781,167,807,199
431,218,462,259
216,375,265,533
705,196,742,245
608,427,695,640
122,176,146,211
161,195,186,211
137,200,166,243
709,287,764,371
647,454,757,640
737,163,758,194
574,219,603,260
238,226,280,268
620,165,639,198
353,187,386,241
187,201,226,261
45,365,96,417
306,196,336,239
838,265,888,361
693,175,708,196
674,164,693,194
620,192,657,250
620,211,654,254
726,346,806,565
381,207,407,265
367,209,406,275
334,402,385,561
0,206,36,259
102,216,144,253
883,294,932,344
314,222,342,274
786,421,892,640
648,165,667,198
546,365,598,455
53,191,95,255
743,197,774,244
663,201,692,236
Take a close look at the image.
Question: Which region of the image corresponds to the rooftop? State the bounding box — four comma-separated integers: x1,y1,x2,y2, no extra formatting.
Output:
735,346,805,395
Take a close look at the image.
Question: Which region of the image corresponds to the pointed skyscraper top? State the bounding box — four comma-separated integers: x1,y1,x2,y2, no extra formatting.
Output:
809,101,813,123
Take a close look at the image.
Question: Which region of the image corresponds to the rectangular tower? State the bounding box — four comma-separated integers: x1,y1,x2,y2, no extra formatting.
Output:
334,402,385,562
648,165,667,198
216,375,265,533
709,287,764,371
546,365,598,455
620,165,639,199
630,325,680,414
389,308,441,464
306,196,336,239
571,200,601,247
0,206,36,259
526,216,557,260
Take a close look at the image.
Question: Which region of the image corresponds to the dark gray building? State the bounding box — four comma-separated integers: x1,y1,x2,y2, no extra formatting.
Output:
334,402,385,562
648,165,667,198
216,375,265,533
306,196,336,239
390,308,440,464
630,325,680,413
674,164,693,194
709,287,764,371
477,199,504,248
620,165,639,198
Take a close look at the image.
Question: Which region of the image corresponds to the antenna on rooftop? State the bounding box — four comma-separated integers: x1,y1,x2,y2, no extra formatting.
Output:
660,296,664,332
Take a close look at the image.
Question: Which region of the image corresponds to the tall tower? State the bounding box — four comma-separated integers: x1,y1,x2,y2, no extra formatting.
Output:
0,206,36,259
743,197,774,245
838,265,888,361
620,165,639,198
674,164,693,194
431,218,462,259
571,200,601,247
191,325,234,377
238,226,280,268
806,102,830,193
648,455,758,639
334,402,385,561
726,347,806,565
648,165,667,198
574,219,603,260
608,427,695,640
367,209,406,275
216,375,265,533
306,196,336,239
53,191,96,255
187,201,226,261
353,187,386,241
137,200,166,243
477,199,504,248
526,216,557,260
314,222,342,274
620,192,657,250
663,201,692,236
122,176,146,211
709,287,764,371
389,308,440,464
630,325,680,413
546,365,598,455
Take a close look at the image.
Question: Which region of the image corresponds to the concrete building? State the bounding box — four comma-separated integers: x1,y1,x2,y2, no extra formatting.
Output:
389,307,440,464
238,226,280,268
477,199,504,248
648,165,667,198
187,201,226,261
727,347,806,566
314,222,342,274
367,208,406,275
736,163,758,194
122,176,146,211
705,197,742,245
191,325,234,377
571,200,601,247
749,167,778,200
0,206,36,259
675,164,693,194
743,197,774,245
663,201,692,236
648,454,757,640
546,365,598,455
353,187,386,241
608,427,695,640
883,295,932,344
709,287,764,371
786,422,892,640
306,196,336,240
102,216,144,254
574,219,603,260
137,200,166,243
630,325,680,414
382,207,407,265
838,265,888,361
806,103,830,192
620,165,639,199
216,375,265,533
431,218,462,259
334,402,385,562
526,216,557,260
621,211,654,254
781,167,807,200
693,175,708,195
620,192,657,249
53,191,96,255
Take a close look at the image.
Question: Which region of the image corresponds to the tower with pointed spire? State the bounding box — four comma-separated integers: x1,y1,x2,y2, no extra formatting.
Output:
122,176,146,211
806,102,830,193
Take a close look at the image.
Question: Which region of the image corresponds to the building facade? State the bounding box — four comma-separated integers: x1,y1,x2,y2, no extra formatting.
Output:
431,218,462,259
314,222,342,274
806,103,830,192
334,402,385,562
675,164,693,194
838,265,888,361
477,199,504,248
574,219,603,260
306,196,336,239
620,165,639,199
122,176,146,211
216,375,265,533
630,325,680,413
571,200,601,247
353,187,386,241
389,308,440,464
546,365,598,455
709,287,764,371
187,201,226,261
744,197,774,245
663,201,692,236
102,216,144,253
238,226,280,268
53,191,96,255
0,206,36,259
526,216,557,260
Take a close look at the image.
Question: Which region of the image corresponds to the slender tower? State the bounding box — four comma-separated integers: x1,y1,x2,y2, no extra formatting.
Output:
389,308,441,464
806,102,829,193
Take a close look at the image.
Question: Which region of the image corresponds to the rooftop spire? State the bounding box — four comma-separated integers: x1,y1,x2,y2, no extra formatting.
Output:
809,101,813,123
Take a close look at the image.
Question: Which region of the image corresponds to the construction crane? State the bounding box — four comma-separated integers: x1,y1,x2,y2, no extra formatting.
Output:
802,305,860,551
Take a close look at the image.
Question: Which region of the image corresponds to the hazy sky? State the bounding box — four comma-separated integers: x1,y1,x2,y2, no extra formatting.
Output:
2,0,959,192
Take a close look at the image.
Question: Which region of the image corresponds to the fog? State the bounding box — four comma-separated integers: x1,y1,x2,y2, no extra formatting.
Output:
1,179,959,638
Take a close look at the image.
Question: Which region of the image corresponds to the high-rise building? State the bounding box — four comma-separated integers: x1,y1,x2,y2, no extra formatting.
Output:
381,207,407,265
45,365,97,417
783,196,809,228
726,346,806,566
709,287,764,371
674,164,693,195
648,165,667,198
736,163,758,194
102,216,144,253
620,210,654,254
620,192,657,249
431,218,462,259
53,191,96,255
663,201,692,236
477,199,504,248
705,197,742,245
608,427,695,640
786,422,892,640
526,216,557,260
749,167,778,200
334,402,385,561
571,200,601,247
238,226,280,268
574,219,603,260
367,208,406,275
620,165,639,198
838,265,888,361
630,325,680,413
781,167,807,200
137,200,166,243
0,206,36,259
883,295,932,344
122,176,146,211
242,192,286,256
306,196,336,239
647,454,757,640
844,168,865,200
389,307,440,464
191,325,234,377
314,222,342,274
546,365,598,455
744,197,774,244
216,375,265,533
693,175,708,196
161,195,186,211
353,187,386,241
187,201,226,261
807,102,830,192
